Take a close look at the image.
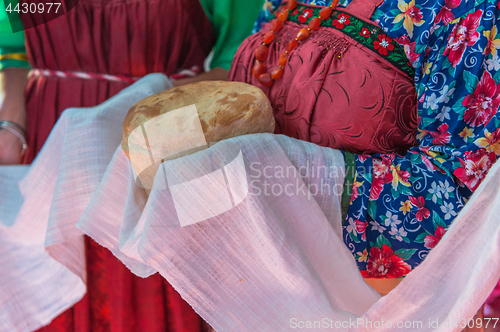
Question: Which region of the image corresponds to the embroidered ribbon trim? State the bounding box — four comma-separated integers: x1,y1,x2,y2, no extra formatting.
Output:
275,3,415,78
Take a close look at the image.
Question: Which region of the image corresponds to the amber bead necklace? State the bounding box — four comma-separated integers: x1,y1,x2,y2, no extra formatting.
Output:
252,0,340,87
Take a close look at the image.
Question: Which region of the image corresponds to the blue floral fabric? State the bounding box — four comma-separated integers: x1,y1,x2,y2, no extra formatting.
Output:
253,0,500,278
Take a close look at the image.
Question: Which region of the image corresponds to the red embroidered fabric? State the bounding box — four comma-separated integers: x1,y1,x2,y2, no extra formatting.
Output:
230,0,418,155
20,0,215,331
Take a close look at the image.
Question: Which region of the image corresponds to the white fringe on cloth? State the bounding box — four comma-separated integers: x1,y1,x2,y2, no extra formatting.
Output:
0,74,499,332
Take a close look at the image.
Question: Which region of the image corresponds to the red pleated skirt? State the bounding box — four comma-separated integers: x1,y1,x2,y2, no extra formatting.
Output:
21,0,215,331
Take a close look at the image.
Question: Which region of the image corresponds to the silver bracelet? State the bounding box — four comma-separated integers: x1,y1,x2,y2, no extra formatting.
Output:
0,121,28,155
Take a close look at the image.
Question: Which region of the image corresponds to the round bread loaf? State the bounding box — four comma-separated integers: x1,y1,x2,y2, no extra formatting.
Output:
122,80,274,190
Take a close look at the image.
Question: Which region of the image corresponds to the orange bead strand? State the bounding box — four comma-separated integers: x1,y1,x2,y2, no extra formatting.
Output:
255,44,269,61
287,0,297,10
277,9,289,22
263,31,275,44
297,28,311,40
258,73,273,87
319,6,333,20
271,19,283,32
253,0,338,86
286,39,299,52
279,52,288,67
308,17,322,30
252,61,267,77
271,67,284,80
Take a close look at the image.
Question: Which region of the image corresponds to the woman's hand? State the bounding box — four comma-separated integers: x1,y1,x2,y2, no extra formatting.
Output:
0,129,23,164
0,67,28,165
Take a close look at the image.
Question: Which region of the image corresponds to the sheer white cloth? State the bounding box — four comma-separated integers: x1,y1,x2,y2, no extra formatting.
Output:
0,74,499,332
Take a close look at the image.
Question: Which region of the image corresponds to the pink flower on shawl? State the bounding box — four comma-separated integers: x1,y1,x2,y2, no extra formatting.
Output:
424,226,446,249
453,148,496,190
361,245,412,278
409,196,430,221
443,9,482,68
435,0,461,25
355,220,368,241
395,35,420,65
463,71,500,127
369,156,394,201
430,123,452,145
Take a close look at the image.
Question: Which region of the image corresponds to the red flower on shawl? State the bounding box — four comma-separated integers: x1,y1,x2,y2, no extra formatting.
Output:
291,8,299,16
409,196,430,221
434,0,461,25
453,148,496,190
358,154,370,162
420,153,439,172
424,226,446,249
463,71,500,127
355,220,368,241
360,27,371,37
361,245,412,278
443,9,482,68
419,92,426,104
430,123,452,145
369,156,394,201
374,34,395,55
332,13,351,29
395,35,420,65
298,8,314,23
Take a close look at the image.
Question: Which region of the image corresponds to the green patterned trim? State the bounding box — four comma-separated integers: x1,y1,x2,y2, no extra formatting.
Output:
341,152,356,224
274,3,415,78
